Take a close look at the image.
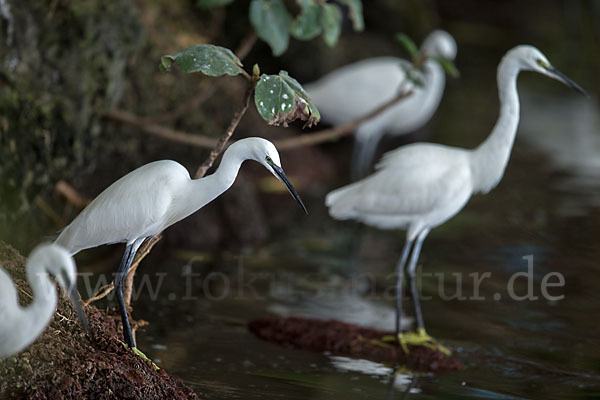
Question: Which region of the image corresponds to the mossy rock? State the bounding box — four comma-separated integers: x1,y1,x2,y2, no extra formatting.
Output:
0,0,144,228
0,240,199,399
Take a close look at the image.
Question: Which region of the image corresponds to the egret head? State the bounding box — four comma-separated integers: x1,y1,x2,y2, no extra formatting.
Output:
28,243,89,332
421,30,457,61
242,137,308,214
509,45,587,95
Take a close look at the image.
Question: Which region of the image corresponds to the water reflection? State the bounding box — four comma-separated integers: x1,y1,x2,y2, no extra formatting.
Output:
268,282,413,331
328,356,419,399
520,90,600,215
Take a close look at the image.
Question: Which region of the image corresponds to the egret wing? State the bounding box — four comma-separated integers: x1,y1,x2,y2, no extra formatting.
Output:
307,57,415,125
56,161,186,253
328,144,471,218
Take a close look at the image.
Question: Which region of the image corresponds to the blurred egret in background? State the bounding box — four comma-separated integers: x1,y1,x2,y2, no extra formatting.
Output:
55,137,307,352
306,30,457,178
325,45,586,351
0,243,88,359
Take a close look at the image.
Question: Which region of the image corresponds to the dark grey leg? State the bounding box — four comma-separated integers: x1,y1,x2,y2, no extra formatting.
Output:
351,132,382,180
405,229,430,332
115,239,144,348
395,239,414,338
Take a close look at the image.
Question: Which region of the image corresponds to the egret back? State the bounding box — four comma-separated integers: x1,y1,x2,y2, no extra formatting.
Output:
56,160,190,254
326,143,473,238
307,58,413,126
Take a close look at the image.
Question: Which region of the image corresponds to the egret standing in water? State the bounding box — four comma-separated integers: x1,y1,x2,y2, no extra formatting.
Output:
56,137,307,352
306,30,457,178
325,45,586,351
0,243,88,359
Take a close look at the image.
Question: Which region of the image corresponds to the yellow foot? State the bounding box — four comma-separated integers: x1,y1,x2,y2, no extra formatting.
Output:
357,334,394,349
382,329,451,356
118,341,160,370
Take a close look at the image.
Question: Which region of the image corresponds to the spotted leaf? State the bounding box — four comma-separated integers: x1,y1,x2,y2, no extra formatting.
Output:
254,71,320,127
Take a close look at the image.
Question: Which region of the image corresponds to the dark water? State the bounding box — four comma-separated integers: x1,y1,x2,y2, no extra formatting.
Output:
125,88,600,399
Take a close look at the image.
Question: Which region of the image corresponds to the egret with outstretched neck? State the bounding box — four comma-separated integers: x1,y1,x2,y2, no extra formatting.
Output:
56,137,307,353
0,243,88,359
325,45,586,351
306,30,457,178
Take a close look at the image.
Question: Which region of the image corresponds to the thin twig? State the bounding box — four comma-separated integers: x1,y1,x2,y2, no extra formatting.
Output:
274,89,414,150
123,234,162,308
83,283,114,307
235,31,258,60
195,75,258,178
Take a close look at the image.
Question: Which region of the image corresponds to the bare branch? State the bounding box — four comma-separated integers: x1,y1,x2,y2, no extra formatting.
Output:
273,89,413,150
105,109,217,149
83,283,114,307
55,180,91,210
145,80,220,124
124,234,162,308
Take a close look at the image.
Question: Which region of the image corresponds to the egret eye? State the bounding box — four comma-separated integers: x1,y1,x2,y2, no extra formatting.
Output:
266,156,272,163
536,59,550,69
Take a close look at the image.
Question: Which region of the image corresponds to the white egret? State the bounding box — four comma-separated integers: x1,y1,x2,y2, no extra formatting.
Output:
55,137,307,351
0,243,88,359
325,45,586,351
306,30,457,178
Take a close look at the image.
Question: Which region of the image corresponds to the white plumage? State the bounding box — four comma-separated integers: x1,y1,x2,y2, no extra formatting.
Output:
55,137,307,349
0,243,87,359
306,30,457,177
326,45,586,345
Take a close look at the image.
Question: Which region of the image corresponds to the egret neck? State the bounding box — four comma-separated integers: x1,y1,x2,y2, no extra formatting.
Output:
25,267,56,334
175,144,246,224
470,55,521,194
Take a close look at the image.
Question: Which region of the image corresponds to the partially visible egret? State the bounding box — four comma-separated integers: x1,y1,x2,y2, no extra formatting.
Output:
306,30,457,178
325,45,586,351
56,137,307,351
0,243,88,359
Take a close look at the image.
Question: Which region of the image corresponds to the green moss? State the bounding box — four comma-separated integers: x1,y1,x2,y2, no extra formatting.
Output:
0,0,144,236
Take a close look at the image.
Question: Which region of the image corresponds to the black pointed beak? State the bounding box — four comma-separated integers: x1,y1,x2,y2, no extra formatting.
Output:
267,160,308,214
546,65,588,97
69,285,90,334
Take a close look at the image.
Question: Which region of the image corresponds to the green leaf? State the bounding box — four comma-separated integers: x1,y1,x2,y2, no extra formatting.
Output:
250,0,293,57
337,0,364,31
395,33,419,58
196,0,233,9
254,70,320,127
160,44,244,77
320,4,342,47
432,56,460,78
290,0,322,40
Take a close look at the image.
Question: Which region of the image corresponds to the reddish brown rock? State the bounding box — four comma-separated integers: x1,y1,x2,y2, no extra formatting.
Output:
248,316,463,373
